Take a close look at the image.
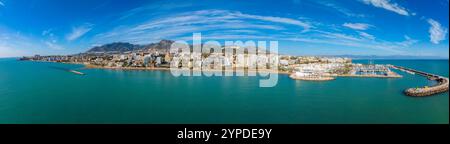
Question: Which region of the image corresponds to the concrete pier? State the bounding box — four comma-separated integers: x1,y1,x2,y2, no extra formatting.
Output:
392,65,449,97
69,70,85,75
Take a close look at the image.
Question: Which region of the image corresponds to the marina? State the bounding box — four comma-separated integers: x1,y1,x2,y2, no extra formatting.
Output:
289,63,402,81
349,64,402,78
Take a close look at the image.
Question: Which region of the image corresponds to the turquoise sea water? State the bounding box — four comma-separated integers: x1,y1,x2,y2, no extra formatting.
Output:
0,58,448,124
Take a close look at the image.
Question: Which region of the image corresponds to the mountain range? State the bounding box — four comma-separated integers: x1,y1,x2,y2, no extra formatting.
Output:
86,40,175,53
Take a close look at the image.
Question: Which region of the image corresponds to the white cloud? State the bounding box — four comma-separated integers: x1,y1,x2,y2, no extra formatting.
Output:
397,35,418,47
45,41,64,50
318,31,363,41
224,30,260,34
359,32,375,40
118,1,195,20
93,9,416,54
343,23,372,30
285,36,405,54
0,30,37,57
427,19,448,44
94,9,311,44
361,0,410,16
237,12,312,30
0,1,4,7
184,34,275,41
41,28,64,50
0,26,70,57
130,10,310,31
283,29,416,54
66,23,94,41
313,1,366,18
42,29,54,36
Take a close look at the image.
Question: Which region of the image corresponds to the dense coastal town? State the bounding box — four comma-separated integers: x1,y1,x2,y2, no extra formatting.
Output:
20,40,401,80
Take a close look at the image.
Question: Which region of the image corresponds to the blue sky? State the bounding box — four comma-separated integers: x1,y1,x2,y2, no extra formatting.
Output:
0,0,448,58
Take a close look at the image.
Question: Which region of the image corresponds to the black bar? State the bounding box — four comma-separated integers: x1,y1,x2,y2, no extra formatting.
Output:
0,124,448,143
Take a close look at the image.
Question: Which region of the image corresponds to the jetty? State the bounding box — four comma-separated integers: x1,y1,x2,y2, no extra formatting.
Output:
391,65,449,97
69,70,85,75
48,66,85,75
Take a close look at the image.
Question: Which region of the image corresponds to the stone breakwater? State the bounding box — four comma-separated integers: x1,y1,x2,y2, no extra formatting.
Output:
392,65,449,97
405,77,449,97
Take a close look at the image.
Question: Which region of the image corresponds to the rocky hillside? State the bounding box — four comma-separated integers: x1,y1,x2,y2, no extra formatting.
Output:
86,40,175,53
87,42,143,53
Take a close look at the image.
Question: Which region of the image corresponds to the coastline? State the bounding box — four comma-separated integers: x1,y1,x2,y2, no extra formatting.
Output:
82,63,402,79
81,63,292,75
37,61,403,79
